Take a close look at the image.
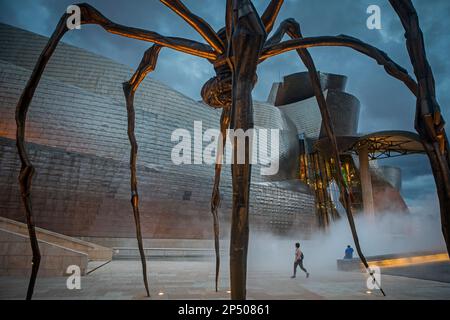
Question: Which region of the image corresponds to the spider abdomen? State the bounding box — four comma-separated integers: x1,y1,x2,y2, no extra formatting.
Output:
201,73,232,109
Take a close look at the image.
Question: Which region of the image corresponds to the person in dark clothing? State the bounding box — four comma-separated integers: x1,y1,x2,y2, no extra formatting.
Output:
344,245,354,259
291,242,309,278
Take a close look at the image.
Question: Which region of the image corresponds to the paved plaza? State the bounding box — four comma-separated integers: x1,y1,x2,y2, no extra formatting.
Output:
1,259,450,300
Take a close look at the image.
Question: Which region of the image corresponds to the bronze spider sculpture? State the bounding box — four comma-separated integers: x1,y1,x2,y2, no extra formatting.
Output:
15,0,450,300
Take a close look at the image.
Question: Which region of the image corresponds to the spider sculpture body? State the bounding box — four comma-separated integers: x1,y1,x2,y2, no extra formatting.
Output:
15,0,450,300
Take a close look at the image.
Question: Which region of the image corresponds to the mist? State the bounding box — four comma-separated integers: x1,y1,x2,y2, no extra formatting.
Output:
244,193,446,275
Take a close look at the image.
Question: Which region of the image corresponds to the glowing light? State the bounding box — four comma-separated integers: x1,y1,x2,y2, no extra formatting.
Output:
226,290,231,294
366,290,372,295
158,292,164,296
368,253,449,268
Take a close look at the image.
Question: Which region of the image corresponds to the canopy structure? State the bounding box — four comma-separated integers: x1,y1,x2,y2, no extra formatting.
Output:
314,130,425,160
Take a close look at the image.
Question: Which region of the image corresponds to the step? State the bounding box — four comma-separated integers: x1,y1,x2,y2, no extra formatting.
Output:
112,247,223,260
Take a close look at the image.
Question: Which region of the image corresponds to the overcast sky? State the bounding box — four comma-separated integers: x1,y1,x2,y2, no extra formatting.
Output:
0,0,448,209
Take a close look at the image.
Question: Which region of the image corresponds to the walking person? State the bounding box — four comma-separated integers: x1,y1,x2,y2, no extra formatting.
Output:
291,242,309,278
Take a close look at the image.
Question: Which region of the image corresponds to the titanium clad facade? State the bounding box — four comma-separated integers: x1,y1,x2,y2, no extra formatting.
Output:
0,23,316,240
269,72,361,139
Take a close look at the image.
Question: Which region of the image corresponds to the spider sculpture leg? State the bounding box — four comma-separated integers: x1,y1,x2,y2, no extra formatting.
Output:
160,0,225,54
122,45,163,298
15,14,69,301
15,4,216,300
225,0,233,40
261,35,418,95
210,108,231,292
261,0,285,34
161,0,227,291
390,0,450,254
267,18,386,295
228,0,266,300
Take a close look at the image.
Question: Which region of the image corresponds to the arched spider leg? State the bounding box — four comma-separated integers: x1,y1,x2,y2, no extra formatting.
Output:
75,3,217,58
205,0,234,293
228,0,267,301
265,18,386,295
261,0,285,34
210,107,231,292
160,0,225,54
260,35,418,95
390,0,450,254
122,45,163,298
15,14,69,301
16,3,215,300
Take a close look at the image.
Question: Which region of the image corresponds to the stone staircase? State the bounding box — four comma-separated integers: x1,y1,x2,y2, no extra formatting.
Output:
78,237,222,260
112,247,219,260
0,216,112,277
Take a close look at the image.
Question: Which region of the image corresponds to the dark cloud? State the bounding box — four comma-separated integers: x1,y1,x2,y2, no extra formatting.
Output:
380,154,436,204
0,0,448,207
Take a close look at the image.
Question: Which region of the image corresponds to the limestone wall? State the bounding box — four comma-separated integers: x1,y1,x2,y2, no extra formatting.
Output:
0,228,88,277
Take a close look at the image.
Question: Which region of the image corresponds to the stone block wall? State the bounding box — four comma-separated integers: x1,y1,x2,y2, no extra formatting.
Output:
0,228,88,277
